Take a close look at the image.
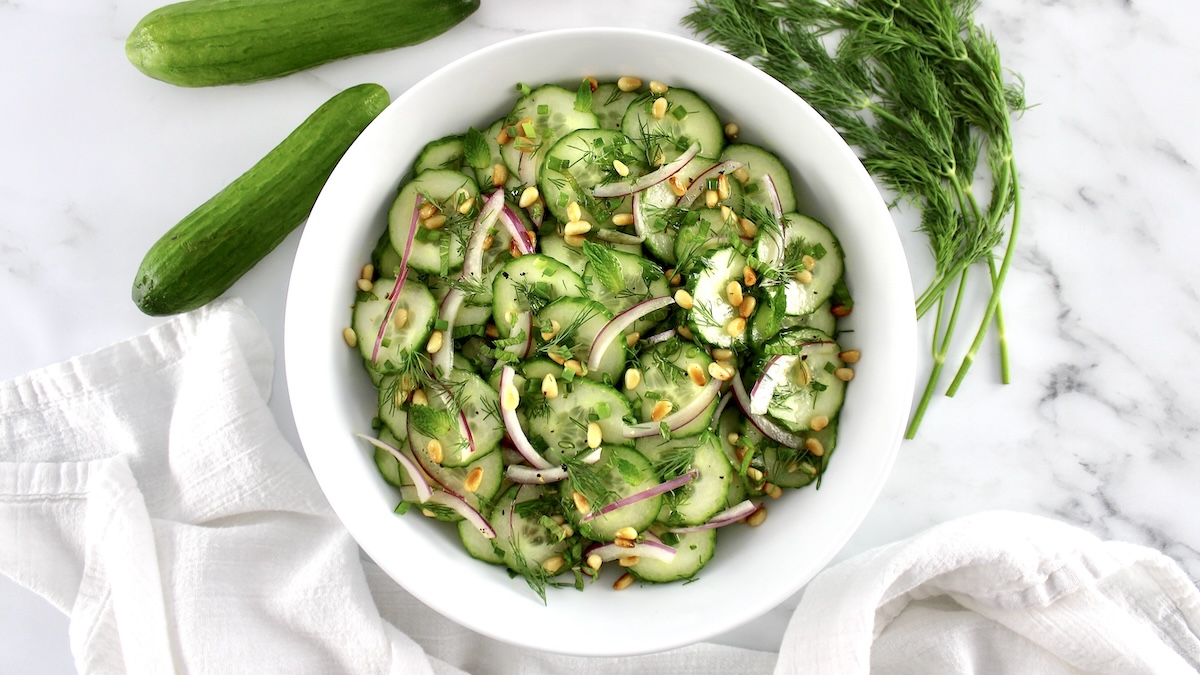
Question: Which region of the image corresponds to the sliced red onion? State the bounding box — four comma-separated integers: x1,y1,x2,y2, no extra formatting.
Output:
505,463,568,484
424,489,496,539
499,205,536,255
592,142,700,198
371,195,422,364
587,295,677,371
641,328,676,346
730,371,805,448
578,447,604,465
586,535,678,563
622,377,722,439
357,434,432,503
709,390,734,432
763,173,784,223
675,160,745,207
499,365,554,469
668,500,761,533
749,355,789,416
631,191,649,241
581,469,698,522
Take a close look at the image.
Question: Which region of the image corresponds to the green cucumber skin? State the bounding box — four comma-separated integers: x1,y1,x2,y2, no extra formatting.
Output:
126,0,480,87
132,83,390,316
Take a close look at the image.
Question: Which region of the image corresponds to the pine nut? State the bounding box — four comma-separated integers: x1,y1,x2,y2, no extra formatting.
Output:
585,76,599,91
548,351,567,365
485,323,499,339
794,270,814,285
769,484,784,499
624,368,642,390
739,296,757,318
653,148,666,167
410,388,428,406
677,324,695,341
481,234,494,250
708,361,734,381
427,439,444,464
500,381,520,411
458,196,476,215
564,220,591,237
361,263,374,280
839,350,861,364
542,373,559,399
687,363,708,387
651,400,673,422
669,270,684,286
726,432,740,445
732,167,750,184
587,554,603,570
834,367,855,382
419,202,438,219
615,526,638,540
613,573,635,590
726,281,744,308
572,490,590,514
802,255,817,271
613,159,630,177
492,163,508,187
612,212,635,227
421,509,436,518
617,76,642,92
720,205,734,223
426,330,444,354
496,126,511,145
342,327,357,348
567,200,583,223
746,466,763,482
541,318,561,341
724,122,740,139
423,214,447,230
392,307,409,330
725,317,746,337
652,97,668,120
747,506,768,527
712,348,735,360
619,556,641,567
564,233,586,248
743,266,758,287
811,415,830,432
705,189,719,208
832,304,853,318
614,537,636,549
543,555,565,574
738,218,758,238
649,80,669,94
587,421,603,449
519,185,539,208
464,467,484,493
625,332,640,348
564,359,584,377
806,437,826,457
718,173,731,200
674,288,694,309
668,174,689,197
356,278,373,292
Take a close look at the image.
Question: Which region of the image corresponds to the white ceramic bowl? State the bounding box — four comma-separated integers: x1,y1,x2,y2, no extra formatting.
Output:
285,27,916,657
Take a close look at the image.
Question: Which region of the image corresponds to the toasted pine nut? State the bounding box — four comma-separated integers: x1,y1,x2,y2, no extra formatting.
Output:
458,196,476,215
587,421,603,449
491,163,508,187
708,361,734,381
726,432,740,445
342,327,357,348
649,80,669,94
712,348,735,360
687,363,707,387
811,414,830,432
739,296,757,318
361,263,374,280
585,76,599,91
567,200,583,223
625,332,640,348
481,234,494,250
587,553,603,570
668,174,689,197
724,122,740,139
747,506,768,527
832,304,853,318
769,484,784,499
615,526,638,540
624,368,642,390
519,185,539,208
651,400,673,422
652,97,668,120
653,148,666,167
548,350,567,365
614,537,636,549
732,167,750,184
427,439,444,464
419,202,438,219
738,218,758,238
834,367,855,382
541,555,565,574
805,437,826,457
392,307,409,330
718,173,731,200
485,323,500,339
410,388,428,407
794,270,814,285
725,317,746,337
572,490,590,514
541,318,561,341
802,255,817,271
542,373,559,399
705,189,719,208
617,76,642,92
614,572,635,590
564,359,584,377
839,349,861,364
564,220,592,237
496,126,511,145
677,324,695,341
619,556,641,567
743,266,758,287
673,288,694,309
425,330,444,354
423,214,447,230
356,278,373,292
421,509,436,518
500,381,520,411
726,281,744,308
613,159,630,177
464,467,484,493
612,212,635,227
564,233,586,248
720,204,734,224
746,466,764,482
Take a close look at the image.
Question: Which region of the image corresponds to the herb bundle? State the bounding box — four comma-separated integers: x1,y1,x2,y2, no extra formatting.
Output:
683,0,1025,437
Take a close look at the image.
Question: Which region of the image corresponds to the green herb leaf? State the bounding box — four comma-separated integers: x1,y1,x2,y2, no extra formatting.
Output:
575,78,593,113
581,241,625,294
463,127,490,169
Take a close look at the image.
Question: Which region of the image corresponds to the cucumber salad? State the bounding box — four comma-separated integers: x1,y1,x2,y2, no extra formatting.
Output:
346,76,857,600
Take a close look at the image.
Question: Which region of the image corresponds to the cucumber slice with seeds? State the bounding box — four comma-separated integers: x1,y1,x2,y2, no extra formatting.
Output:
540,128,642,227
625,339,718,438
685,248,750,350
503,84,600,186
414,134,467,174
388,169,480,275
630,529,716,583
621,88,726,164
525,378,633,463
565,445,661,542
719,143,797,214
352,276,438,373
757,213,845,317
636,431,732,526
536,297,624,383
591,82,639,131
491,254,586,338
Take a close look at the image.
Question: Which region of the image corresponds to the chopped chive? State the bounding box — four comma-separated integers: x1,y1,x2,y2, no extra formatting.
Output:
744,182,760,195
597,401,611,418
823,362,837,374
562,367,576,382
516,82,531,96
706,177,720,191
522,122,536,138
537,104,549,115
671,105,688,120
434,319,449,331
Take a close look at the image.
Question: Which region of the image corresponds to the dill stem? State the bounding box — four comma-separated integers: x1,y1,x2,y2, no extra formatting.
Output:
946,158,1020,396
906,264,971,439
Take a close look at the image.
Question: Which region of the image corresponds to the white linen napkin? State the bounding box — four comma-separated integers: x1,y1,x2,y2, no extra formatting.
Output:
1,299,1197,674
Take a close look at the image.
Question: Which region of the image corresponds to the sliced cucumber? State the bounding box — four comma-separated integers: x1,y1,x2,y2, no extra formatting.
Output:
540,128,642,227
782,300,838,336
458,516,504,565
630,529,716,583
503,84,600,186
535,297,624,383
758,328,847,432
374,428,413,489
491,254,586,338
635,157,716,266
582,244,671,336
566,445,661,541
685,248,750,350
757,213,845,316
475,117,522,190
352,276,438,373
491,484,576,578
719,143,798,214
406,369,504,468
636,431,732,526
621,88,726,163
525,378,633,464
591,81,639,131
388,169,480,275
414,134,466,174
673,207,739,274
625,339,718,438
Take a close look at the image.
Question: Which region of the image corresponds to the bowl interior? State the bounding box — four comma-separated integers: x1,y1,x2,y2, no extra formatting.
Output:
284,27,916,657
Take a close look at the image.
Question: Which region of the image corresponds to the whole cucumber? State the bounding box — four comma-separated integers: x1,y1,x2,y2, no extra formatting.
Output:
126,0,479,87
132,83,390,316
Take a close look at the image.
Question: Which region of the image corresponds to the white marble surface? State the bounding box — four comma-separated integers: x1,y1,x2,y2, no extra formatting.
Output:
3,0,1200,671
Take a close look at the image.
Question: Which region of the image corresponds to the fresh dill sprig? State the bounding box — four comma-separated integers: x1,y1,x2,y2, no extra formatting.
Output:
684,0,1025,437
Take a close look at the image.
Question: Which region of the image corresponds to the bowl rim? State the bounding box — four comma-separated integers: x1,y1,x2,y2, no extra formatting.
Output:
285,25,916,657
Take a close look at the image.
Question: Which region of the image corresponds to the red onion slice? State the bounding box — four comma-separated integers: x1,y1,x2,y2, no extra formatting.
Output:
587,295,676,371
357,434,432,503
730,371,805,448
749,355,788,416
424,490,496,539
591,142,701,198
631,191,649,241
505,463,568,484
499,365,554,469
586,535,678,563
709,390,734,432
581,469,698,522
668,500,761,533
674,159,745,207
371,195,422,364
763,173,784,223
622,377,722,439
499,205,536,255
641,328,676,346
